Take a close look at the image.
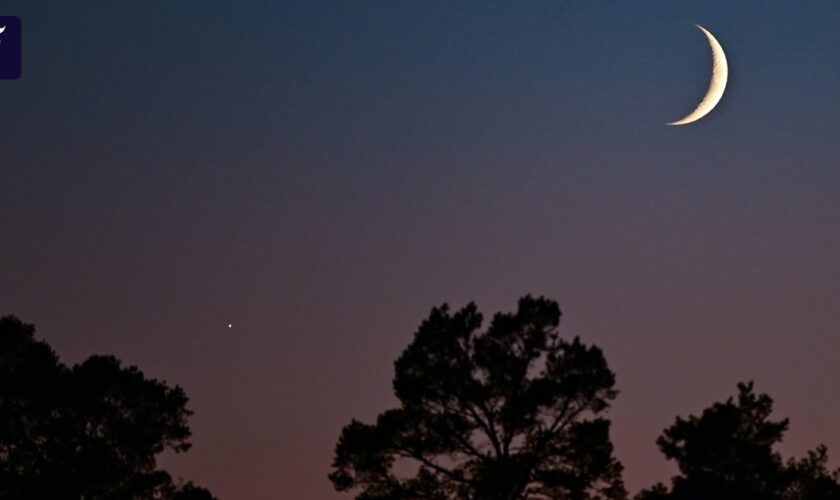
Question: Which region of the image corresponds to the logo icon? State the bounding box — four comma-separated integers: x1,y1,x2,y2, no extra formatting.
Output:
0,17,21,79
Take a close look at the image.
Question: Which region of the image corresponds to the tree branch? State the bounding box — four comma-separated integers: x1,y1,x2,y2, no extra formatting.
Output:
398,450,471,486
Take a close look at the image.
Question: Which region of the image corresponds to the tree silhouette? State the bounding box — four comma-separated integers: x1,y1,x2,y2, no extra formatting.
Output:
169,482,220,500
782,446,840,499
636,382,840,500
0,315,216,499
330,296,626,500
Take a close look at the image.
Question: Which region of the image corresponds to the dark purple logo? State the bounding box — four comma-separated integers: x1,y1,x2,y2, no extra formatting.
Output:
0,17,21,79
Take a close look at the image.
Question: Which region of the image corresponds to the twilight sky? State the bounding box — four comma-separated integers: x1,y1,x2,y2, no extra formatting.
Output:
4,1,840,498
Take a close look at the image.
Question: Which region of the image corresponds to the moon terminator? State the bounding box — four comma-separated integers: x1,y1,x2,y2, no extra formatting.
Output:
668,25,728,126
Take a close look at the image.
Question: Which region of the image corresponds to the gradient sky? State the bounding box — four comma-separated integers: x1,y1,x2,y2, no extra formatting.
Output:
4,1,840,498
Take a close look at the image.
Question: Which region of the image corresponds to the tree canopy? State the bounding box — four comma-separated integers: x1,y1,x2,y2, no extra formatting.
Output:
0,315,216,499
330,296,626,500
636,383,840,500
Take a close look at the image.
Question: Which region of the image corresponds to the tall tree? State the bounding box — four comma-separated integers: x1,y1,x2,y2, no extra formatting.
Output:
330,296,626,500
0,315,216,499
637,382,840,500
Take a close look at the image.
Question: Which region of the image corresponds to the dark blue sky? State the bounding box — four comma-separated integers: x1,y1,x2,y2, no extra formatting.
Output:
4,2,840,497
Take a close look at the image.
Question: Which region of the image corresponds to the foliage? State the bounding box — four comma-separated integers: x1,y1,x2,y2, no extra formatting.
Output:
0,315,216,499
330,296,626,500
636,383,840,500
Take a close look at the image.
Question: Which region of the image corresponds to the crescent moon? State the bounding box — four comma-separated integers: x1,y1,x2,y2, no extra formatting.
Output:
668,25,728,126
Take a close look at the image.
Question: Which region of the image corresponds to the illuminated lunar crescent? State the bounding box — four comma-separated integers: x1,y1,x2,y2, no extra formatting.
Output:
668,25,728,126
